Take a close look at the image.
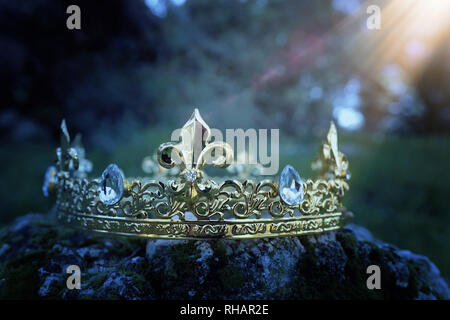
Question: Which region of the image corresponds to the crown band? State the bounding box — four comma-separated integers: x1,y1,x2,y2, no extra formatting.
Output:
43,109,351,240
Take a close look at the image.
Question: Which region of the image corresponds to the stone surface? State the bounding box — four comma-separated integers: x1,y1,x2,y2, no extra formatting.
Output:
0,211,448,300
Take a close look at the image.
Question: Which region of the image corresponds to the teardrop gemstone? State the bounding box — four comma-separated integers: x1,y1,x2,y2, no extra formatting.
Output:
98,164,124,205
279,165,304,206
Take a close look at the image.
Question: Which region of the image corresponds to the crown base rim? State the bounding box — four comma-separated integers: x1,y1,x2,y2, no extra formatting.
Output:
57,210,348,240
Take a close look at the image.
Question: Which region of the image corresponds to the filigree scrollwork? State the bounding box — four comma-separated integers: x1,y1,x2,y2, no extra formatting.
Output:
121,180,165,219
71,178,98,214
154,194,188,220
50,110,351,239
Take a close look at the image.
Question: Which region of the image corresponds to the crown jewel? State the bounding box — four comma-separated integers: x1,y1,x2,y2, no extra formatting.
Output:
43,109,351,239
98,164,124,205
279,165,304,206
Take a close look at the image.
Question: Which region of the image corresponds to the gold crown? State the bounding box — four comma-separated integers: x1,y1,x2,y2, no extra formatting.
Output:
43,109,351,239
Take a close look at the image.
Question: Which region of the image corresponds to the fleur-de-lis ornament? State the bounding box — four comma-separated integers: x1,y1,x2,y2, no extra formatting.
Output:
72,133,93,176
314,122,350,180
157,109,233,183
57,119,79,172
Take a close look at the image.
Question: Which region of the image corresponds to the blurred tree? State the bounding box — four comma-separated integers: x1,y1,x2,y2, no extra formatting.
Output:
0,0,164,142
414,30,450,134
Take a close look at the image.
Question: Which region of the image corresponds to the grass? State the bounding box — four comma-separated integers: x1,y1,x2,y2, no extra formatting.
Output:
0,129,449,277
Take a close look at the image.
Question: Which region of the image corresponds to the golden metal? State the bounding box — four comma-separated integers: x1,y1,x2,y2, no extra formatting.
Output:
47,110,351,240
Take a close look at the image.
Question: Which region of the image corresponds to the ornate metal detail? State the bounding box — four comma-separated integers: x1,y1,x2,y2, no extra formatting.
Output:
46,110,351,240
157,109,233,175
313,121,350,180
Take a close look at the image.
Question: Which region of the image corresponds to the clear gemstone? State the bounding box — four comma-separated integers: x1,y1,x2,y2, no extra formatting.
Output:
98,164,124,205
279,165,304,206
184,170,197,182
42,166,58,197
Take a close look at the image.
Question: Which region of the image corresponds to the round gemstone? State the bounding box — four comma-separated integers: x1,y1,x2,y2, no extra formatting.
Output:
42,166,58,197
279,165,304,206
98,164,124,205
184,170,197,182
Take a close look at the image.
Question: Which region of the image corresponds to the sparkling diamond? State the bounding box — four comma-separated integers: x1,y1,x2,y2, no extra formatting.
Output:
98,164,124,205
279,165,304,206
42,166,57,197
184,170,197,182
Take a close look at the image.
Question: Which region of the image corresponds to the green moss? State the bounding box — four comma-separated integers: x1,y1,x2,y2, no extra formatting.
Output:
9,234,25,244
0,249,54,299
217,266,245,292
105,292,121,300
31,228,58,247
167,241,199,280
104,237,146,257
145,241,200,298
406,261,421,297
79,293,95,300
89,272,108,290
337,231,358,254
291,231,427,299
336,232,369,296
294,237,342,299
126,272,147,292
210,241,240,290
0,219,74,299
211,240,228,262
116,267,148,294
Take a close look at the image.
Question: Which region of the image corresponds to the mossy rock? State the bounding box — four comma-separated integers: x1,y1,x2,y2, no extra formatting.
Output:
0,213,448,299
